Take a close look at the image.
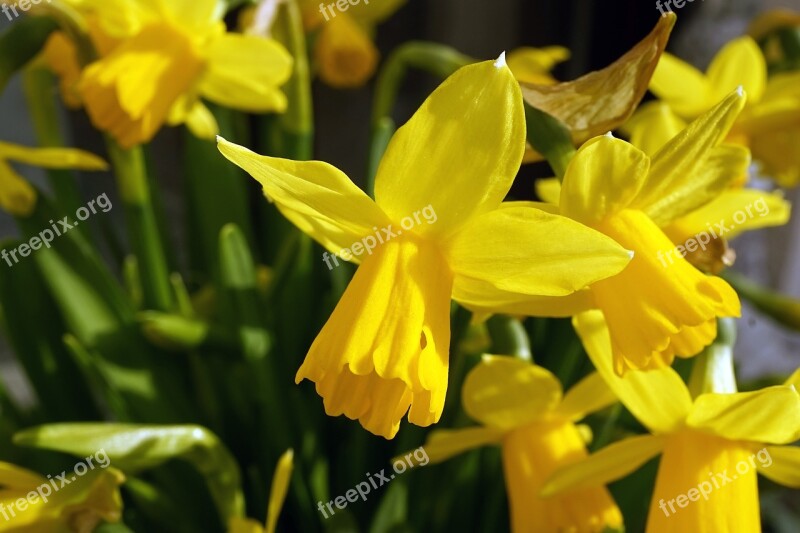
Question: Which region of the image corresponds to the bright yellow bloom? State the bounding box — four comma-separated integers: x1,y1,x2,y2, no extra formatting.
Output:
644,36,800,186
0,141,108,216
298,0,404,88
228,450,293,533
218,56,632,438
47,0,292,148
0,462,125,531
412,355,622,532
484,92,749,373
622,100,791,267
543,311,800,533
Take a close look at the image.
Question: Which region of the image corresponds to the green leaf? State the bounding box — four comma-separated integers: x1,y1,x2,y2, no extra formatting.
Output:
369,481,408,533
13,423,245,522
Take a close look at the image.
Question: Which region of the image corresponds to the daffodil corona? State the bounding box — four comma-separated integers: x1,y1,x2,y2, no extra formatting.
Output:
218,55,632,438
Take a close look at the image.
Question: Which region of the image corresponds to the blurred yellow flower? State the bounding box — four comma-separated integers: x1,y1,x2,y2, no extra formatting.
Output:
0,141,107,217
0,462,125,531
218,56,632,438
412,356,622,532
507,46,569,85
228,450,293,533
543,311,800,533
46,0,292,148
498,92,749,373
298,0,404,87
644,36,800,186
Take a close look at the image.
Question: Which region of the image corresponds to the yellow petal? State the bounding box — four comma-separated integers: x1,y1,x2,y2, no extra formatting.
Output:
217,137,391,257
556,372,618,422
462,355,562,430
0,161,37,217
507,46,570,85
521,14,675,143
265,449,293,533
0,142,108,171
446,205,631,299
503,421,623,532
635,89,747,226
79,22,205,148
686,386,800,444
42,32,83,109
647,430,760,532
665,188,791,243
374,57,525,237
574,310,693,432
560,135,650,224
184,100,220,140
200,33,292,113
534,177,561,205
622,101,688,156
151,0,223,35
313,13,379,88
749,124,800,187
296,236,452,439
541,434,666,497
786,368,800,387
457,289,593,320
650,52,712,117
757,445,800,488
706,37,766,105
0,462,46,490
589,209,740,371
418,426,505,464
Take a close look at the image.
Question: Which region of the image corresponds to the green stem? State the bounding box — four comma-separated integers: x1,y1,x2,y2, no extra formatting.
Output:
273,0,313,161
106,141,174,311
22,68,85,216
486,315,532,361
688,317,738,396
524,102,576,180
722,270,800,331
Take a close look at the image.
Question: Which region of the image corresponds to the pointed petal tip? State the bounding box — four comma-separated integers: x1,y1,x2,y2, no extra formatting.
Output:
627,250,635,260
494,51,507,69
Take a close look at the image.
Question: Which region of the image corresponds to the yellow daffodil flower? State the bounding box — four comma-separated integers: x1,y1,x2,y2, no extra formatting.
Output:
45,0,292,148
410,355,622,532
643,35,800,186
483,91,748,373
542,311,800,533
0,141,108,216
228,450,293,533
297,0,404,87
217,55,632,438
0,462,125,531
621,101,791,273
